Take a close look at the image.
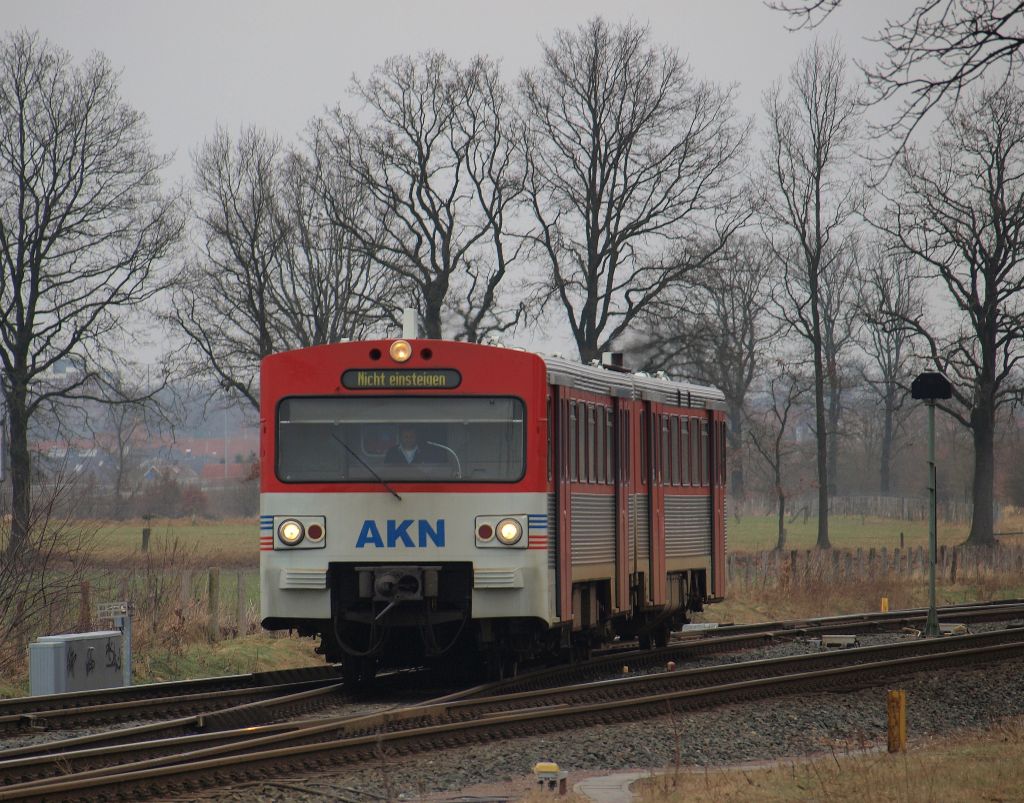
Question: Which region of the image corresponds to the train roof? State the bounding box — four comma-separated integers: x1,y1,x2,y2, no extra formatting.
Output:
540,353,725,410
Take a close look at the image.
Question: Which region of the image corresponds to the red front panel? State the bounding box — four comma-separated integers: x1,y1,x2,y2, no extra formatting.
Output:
260,340,549,496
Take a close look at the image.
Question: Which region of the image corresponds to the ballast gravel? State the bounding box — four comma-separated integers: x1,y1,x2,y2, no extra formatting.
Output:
8,625,1023,800
203,635,1024,801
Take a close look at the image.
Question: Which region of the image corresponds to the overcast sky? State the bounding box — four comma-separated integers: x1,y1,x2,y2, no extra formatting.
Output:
5,1,892,176
4,1,896,357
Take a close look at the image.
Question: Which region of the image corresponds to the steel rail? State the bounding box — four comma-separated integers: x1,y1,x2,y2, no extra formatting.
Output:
2,627,1022,798
0,664,342,720
4,634,1023,802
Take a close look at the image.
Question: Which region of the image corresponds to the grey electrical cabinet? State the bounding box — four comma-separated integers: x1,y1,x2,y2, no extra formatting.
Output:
29,631,124,696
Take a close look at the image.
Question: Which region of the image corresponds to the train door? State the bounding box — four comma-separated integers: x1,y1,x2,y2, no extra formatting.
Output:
555,386,574,623
614,397,638,610
646,401,667,607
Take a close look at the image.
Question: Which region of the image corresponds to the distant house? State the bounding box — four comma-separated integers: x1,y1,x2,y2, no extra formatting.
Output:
140,461,201,486
200,461,257,487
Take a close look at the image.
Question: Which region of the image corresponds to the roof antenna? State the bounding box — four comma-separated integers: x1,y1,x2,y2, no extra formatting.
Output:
402,308,420,339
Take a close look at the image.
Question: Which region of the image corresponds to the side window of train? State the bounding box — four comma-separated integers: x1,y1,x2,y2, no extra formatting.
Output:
702,420,710,486
681,416,690,485
663,413,671,483
639,411,647,485
569,402,578,481
602,407,610,483
690,417,699,486
670,416,680,486
720,421,728,485
582,403,589,483
547,397,553,483
596,406,605,484
620,409,629,483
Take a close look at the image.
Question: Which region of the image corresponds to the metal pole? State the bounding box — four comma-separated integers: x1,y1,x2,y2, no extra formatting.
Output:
924,401,939,637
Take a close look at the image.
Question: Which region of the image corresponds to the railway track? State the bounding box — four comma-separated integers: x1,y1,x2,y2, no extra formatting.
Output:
3,623,1024,800
478,598,1024,695
0,664,342,728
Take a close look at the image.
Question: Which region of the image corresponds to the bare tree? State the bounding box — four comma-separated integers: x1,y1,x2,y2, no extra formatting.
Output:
521,17,750,363
274,142,394,347
854,240,923,494
769,0,1024,148
0,31,182,551
817,240,860,495
634,237,780,500
747,367,810,551
174,126,388,411
87,369,180,519
324,53,526,341
173,127,289,410
760,39,864,548
880,83,1024,546
0,479,96,673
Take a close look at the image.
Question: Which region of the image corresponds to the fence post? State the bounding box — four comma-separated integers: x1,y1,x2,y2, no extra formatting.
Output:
207,567,221,642
236,570,246,637
887,689,907,753
951,547,958,584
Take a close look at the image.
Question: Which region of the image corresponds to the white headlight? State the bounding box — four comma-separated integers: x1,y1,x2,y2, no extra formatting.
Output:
278,519,305,546
495,518,522,546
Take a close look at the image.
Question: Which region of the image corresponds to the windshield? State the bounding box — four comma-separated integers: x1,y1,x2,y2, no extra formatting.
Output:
276,396,526,483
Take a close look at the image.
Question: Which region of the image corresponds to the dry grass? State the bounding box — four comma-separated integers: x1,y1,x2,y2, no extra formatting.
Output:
89,517,256,566
703,563,1024,625
637,717,1024,801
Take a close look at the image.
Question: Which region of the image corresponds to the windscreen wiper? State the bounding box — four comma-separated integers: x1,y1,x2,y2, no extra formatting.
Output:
331,431,402,501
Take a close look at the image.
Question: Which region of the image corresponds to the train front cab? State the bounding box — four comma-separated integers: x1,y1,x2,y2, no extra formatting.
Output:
259,341,556,681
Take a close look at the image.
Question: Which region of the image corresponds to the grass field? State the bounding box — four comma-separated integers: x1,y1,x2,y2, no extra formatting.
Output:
88,509,1024,565
638,717,1024,802
725,510,1024,552
90,518,257,566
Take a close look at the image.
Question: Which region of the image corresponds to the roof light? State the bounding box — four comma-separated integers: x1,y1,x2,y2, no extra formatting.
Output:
390,340,412,362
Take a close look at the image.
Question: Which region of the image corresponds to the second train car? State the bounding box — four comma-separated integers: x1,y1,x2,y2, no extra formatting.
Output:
259,339,726,681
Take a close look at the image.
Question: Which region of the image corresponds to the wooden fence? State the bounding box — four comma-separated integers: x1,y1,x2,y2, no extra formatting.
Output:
726,544,1024,591
79,568,257,641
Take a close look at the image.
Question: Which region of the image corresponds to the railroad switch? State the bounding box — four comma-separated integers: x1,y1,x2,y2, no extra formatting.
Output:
534,761,568,795
813,635,859,649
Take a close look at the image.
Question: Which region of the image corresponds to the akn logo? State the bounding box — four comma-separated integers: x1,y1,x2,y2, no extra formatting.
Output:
355,519,445,548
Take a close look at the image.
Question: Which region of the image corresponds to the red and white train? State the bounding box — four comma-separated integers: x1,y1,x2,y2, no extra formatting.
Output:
259,338,727,681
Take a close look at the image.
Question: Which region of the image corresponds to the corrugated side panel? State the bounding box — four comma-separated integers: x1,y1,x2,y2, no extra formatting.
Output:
570,493,615,565
628,494,650,562
547,493,558,571
664,495,711,558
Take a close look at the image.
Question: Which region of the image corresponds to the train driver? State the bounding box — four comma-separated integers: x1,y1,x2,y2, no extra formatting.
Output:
385,424,448,465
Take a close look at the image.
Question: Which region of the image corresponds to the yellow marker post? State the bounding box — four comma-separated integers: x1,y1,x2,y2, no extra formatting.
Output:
887,690,906,753
881,596,889,612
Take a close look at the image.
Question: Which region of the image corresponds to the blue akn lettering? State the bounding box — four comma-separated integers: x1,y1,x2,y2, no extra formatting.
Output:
355,519,446,548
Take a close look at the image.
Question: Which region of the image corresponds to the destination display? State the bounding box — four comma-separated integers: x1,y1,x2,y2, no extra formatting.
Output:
341,368,462,390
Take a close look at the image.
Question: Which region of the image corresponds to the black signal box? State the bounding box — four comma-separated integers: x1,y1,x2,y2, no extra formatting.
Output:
911,372,952,400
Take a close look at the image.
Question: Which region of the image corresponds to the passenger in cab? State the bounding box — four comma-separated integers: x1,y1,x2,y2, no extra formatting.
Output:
385,425,447,465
